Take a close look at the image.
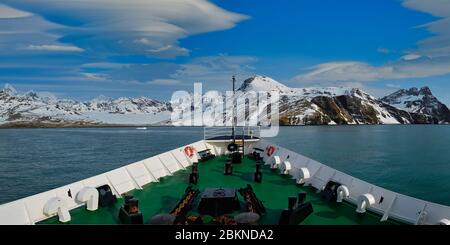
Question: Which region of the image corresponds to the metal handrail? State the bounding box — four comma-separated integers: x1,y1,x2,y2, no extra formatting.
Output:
203,126,260,140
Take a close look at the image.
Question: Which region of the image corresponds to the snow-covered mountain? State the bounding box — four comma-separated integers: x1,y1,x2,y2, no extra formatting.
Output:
0,84,171,127
238,76,403,125
380,87,450,124
1,77,449,127
173,76,450,126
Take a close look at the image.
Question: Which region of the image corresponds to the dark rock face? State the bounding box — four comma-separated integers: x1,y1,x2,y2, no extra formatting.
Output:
336,95,380,124
305,95,380,125
278,85,450,125
239,77,257,92
311,96,353,124
380,86,450,124
379,103,434,124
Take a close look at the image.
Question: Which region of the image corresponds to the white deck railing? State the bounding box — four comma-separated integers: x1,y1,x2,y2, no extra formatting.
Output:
203,126,260,140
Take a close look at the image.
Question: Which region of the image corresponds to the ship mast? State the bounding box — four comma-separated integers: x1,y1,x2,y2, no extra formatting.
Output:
232,75,236,143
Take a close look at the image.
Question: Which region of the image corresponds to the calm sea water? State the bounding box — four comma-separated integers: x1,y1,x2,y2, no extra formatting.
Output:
0,125,449,205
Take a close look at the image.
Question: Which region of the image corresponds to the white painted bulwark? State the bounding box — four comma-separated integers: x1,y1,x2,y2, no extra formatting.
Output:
82,175,110,194
171,147,191,168
54,181,85,210
25,190,59,222
158,152,182,173
106,168,136,194
126,161,155,187
0,201,31,225
142,156,168,180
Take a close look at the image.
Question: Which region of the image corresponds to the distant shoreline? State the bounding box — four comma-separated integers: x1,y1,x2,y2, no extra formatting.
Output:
0,121,447,129
0,121,170,129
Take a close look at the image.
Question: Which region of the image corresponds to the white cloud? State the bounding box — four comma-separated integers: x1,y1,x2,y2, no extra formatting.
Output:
400,54,422,60
294,61,394,82
377,47,394,54
1,0,248,58
81,62,127,69
385,83,401,88
294,56,450,83
402,0,450,58
82,73,108,81
24,44,84,52
147,79,181,86
81,55,257,90
170,55,257,87
0,4,31,19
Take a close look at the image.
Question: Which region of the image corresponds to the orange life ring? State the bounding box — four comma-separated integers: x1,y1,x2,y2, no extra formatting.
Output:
265,145,276,157
184,146,195,158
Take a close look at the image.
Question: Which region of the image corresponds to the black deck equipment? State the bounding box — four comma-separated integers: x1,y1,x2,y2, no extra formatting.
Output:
198,188,240,216
320,181,341,202
224,161,233,175
254,163,263,183
278,195,314,225
189,162,199,185
96,184,117,207
198,149,215,162
118,195,143,224
229,151,242,164
249,148,264,161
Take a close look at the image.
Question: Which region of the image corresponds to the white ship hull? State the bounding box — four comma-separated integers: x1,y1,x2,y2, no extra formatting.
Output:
1,128,449,225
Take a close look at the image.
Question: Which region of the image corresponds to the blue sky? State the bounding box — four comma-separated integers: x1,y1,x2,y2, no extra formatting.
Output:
1,0,450,104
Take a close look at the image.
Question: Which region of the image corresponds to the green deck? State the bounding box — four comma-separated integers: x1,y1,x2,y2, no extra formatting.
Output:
39,155,401,225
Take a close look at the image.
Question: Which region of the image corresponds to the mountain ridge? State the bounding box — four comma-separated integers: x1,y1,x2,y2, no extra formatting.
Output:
1,76,449,127
380,85,450,124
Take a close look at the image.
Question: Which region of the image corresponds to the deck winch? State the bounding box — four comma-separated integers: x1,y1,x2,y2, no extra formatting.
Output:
198,188,240,217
